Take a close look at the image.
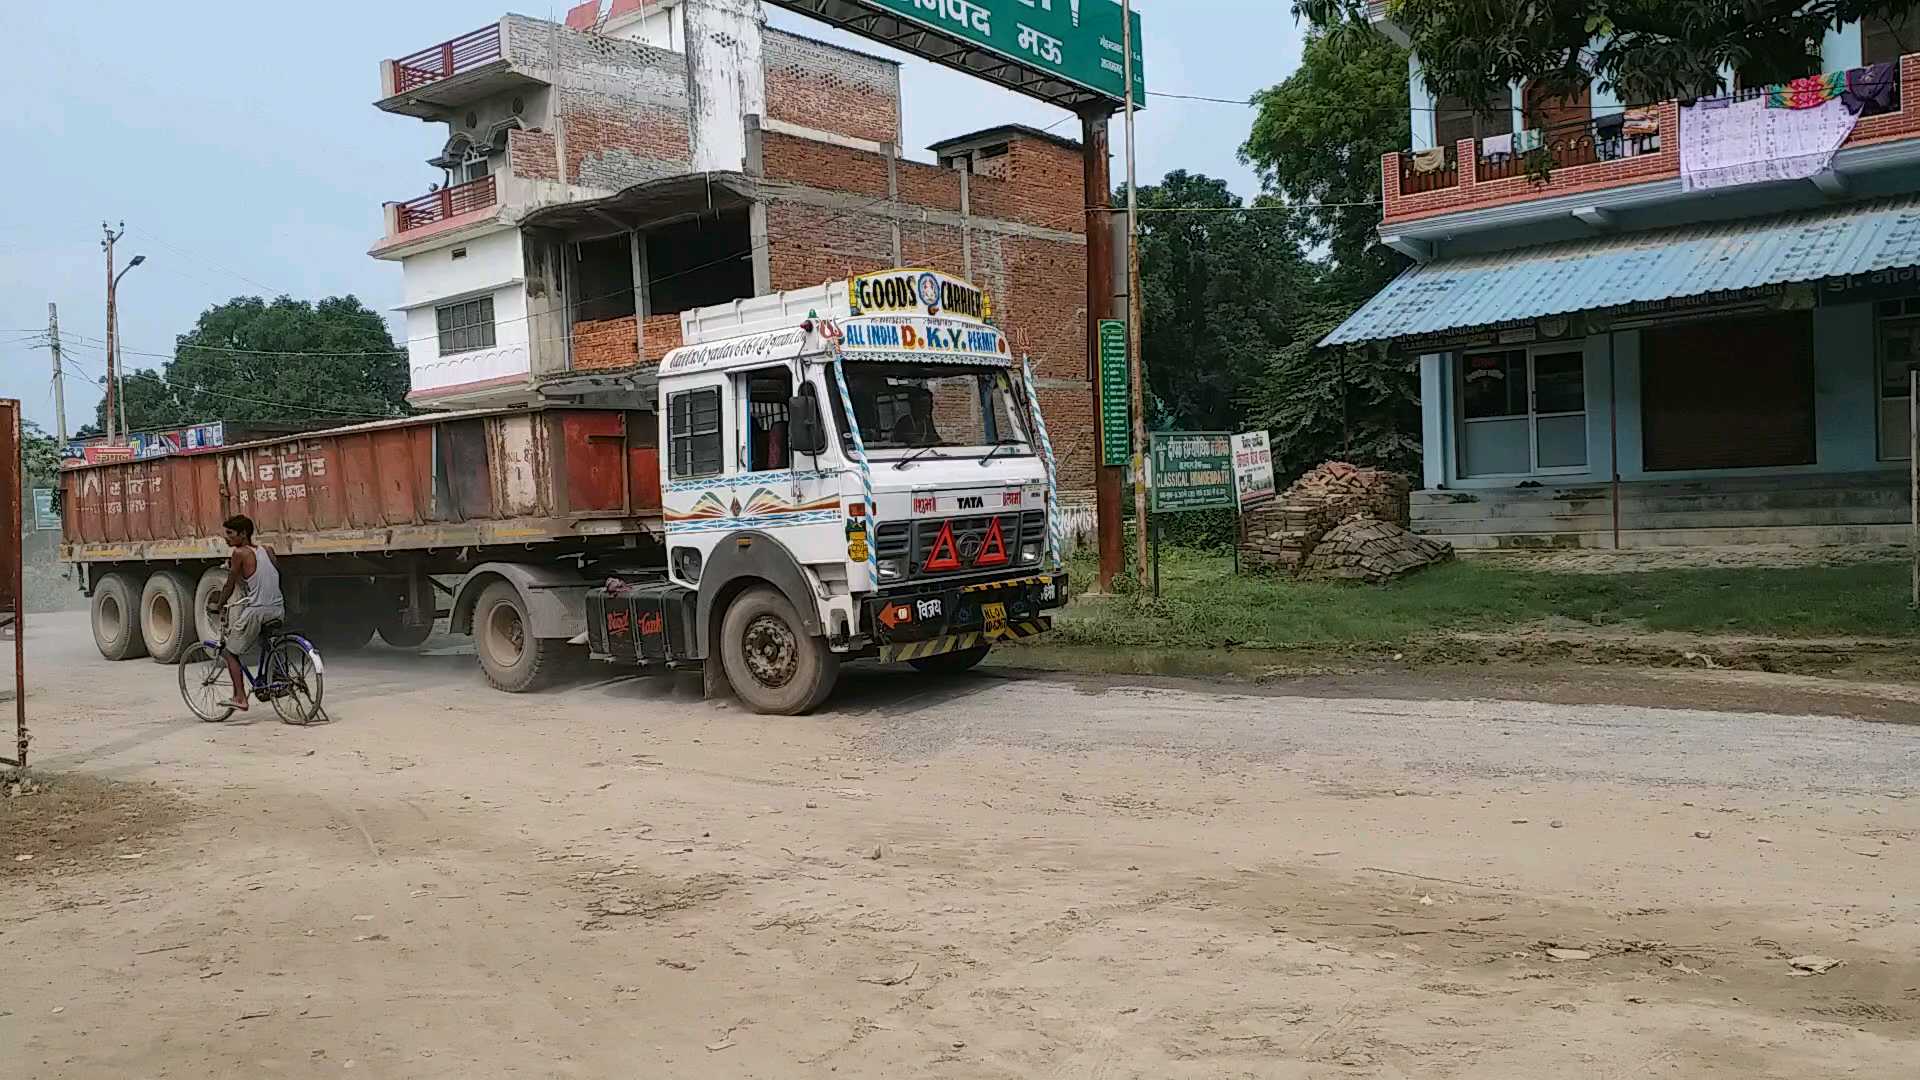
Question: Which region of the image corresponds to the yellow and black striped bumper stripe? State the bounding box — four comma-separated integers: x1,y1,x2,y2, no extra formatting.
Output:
881,620,1050,662
960,575,1054,594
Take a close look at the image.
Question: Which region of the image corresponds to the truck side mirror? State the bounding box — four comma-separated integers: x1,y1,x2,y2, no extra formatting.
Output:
788,389,827,455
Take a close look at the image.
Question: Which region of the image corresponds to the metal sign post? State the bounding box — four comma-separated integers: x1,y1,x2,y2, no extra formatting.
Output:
0,400,26,769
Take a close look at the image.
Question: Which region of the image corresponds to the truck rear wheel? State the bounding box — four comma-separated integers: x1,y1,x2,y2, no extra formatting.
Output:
90,572,149,661
377,611,434,649
192,567,229,645
139,569,197,664
474,580,565,693
907,644,991,675
718,587,839,716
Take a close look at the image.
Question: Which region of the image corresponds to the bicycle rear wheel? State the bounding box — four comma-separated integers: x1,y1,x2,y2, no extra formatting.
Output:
267,637,325,725
178,642,236,723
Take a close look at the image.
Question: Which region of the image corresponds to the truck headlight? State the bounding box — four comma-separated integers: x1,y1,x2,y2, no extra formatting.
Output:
877,558,906,581
1020,544,1040,565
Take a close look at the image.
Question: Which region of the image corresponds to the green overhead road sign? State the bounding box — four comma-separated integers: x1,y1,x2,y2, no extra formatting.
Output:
767,0,1145,109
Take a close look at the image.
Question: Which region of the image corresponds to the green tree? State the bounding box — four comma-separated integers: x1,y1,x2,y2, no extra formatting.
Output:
1133,171,1316,432
20,420,61,487
1242,24,1412,302
1298,1,1909,107
1245,303,1422,481
93,296,407,432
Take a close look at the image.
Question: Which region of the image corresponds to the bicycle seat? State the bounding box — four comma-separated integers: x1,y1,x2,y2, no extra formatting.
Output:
262,618,284,637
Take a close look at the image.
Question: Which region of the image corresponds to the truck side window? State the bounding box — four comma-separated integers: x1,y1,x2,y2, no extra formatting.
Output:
742,367,794,472
668,387,724,479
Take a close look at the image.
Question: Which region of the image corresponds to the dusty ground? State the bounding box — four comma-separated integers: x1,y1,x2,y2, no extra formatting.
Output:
3,611,1919,1079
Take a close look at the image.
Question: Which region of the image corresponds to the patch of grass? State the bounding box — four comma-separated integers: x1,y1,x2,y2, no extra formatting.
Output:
1056,550,1920,649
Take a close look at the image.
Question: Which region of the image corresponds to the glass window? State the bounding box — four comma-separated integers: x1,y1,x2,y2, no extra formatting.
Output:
435,297,496,355
1461,350,1528,419
742,367,794,473
1865,5,1920,66
1434,91,1513,147
668,387,724,479
1880,314,1920,460
829,364,1031,456
1533,351,1586,414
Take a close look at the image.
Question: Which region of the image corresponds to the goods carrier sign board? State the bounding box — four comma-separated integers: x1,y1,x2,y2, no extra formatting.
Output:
766,0,1145,109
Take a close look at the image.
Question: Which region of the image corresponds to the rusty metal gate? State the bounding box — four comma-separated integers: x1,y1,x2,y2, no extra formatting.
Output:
0,399,26,768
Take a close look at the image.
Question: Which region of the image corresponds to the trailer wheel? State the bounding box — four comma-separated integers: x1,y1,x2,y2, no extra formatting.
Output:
907,644,991,676
139,569,198,664
718,586,839,716
473,580,565,693
192,567,230,645
376,612,434,649
90,572,149,661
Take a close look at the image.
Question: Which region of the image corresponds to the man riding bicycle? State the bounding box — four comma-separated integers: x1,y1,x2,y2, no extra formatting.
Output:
211,514,285,711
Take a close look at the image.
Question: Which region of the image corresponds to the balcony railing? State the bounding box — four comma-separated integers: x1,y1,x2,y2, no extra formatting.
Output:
1399,143,1458,194
390,24,503,95
1384,54,1916,224
1475,113,1664,183
395,175,497,234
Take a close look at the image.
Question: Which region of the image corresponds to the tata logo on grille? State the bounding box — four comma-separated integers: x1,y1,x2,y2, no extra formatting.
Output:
956,496,985,510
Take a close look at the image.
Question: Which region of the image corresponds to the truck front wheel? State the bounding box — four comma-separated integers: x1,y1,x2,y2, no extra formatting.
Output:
473,580,565,693
90,571,149,661
718,587,839,716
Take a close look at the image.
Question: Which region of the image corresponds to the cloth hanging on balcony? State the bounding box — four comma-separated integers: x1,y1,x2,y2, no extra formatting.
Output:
1623,106,1661,135
1512,128,1546,154
1480,132,1513,157
1767,70,1846,109
1843,62,1899,116
1681,94,1859,192
1410,147,1449,173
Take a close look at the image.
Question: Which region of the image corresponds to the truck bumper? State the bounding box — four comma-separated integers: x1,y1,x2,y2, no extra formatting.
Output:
866,572,1067,662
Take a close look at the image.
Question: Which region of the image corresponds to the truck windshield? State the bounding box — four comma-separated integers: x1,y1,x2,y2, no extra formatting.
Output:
831,364,1031,456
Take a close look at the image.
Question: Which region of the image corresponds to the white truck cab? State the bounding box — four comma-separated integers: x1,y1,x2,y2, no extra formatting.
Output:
586,269,1069,714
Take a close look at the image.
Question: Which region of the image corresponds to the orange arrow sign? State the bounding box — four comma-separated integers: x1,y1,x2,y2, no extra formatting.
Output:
877,603,913,631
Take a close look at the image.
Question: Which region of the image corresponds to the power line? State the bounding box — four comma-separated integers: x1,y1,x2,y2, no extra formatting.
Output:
127,227,288,296
58,355,388,421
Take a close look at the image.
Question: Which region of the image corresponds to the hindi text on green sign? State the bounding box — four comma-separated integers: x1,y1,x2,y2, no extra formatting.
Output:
1150,432,1235,513
1098,319,1130,467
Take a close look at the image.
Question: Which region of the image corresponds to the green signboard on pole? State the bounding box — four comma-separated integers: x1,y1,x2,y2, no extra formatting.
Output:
845,0,1146,103
1097,319,1130,467
1149,432,1235,513
32,489,58,532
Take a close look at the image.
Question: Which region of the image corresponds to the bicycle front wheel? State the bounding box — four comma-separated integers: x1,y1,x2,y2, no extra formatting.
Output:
267,637,325,725
178,642,236,723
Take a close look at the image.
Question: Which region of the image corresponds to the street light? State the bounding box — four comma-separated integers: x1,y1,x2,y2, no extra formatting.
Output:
102,220,146,442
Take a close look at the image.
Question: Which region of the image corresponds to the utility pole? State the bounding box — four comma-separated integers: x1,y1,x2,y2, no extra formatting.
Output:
102,222,145,444
1122,0,1148,587
47,303,67,442
103,222,122,444
1082,110,1124,590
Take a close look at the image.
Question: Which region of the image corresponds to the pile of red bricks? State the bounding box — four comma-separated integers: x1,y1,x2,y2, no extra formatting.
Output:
1240,462,1414,573
1301,514,1454,583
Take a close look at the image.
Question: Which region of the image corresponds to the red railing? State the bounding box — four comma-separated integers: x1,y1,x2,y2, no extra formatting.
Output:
395,175,497,234
1475,113,1664,182
390,24,503,94
1399,143,1458,194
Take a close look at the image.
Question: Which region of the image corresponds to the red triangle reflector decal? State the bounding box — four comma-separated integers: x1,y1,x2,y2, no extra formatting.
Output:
974,517,1009,567
924,522,962,572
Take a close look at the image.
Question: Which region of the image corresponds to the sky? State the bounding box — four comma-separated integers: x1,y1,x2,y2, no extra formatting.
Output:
0,1,1305,438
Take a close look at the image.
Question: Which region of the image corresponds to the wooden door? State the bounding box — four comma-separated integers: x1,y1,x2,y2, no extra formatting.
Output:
1641,314,1816,471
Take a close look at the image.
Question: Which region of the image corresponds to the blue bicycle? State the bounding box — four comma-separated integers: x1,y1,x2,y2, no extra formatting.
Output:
178,619,327,725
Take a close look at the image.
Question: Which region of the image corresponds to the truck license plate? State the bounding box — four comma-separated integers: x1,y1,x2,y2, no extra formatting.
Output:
982,602,1007,636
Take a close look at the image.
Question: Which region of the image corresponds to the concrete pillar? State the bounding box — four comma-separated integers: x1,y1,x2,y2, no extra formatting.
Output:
1824,20,1864,70
1419,353,1447,488
1408,53,1436,151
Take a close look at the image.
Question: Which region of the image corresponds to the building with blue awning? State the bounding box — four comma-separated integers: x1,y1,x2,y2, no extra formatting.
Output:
1344,10,1920,549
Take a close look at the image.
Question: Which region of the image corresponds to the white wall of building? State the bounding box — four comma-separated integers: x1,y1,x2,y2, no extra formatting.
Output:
683,0,765,172
398,228,531,400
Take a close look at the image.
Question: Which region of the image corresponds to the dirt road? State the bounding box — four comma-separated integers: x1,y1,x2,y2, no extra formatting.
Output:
4,612,1918,1078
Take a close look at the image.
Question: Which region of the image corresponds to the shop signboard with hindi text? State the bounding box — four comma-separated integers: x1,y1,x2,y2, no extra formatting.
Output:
1149,432,1234,513
1098,319,1130,466
1231,430,1275,507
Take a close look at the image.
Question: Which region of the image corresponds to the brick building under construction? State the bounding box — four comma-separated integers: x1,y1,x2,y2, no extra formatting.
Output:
369,0,1095,521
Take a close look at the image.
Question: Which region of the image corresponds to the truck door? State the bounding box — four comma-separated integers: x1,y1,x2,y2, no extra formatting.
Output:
662,373,731,587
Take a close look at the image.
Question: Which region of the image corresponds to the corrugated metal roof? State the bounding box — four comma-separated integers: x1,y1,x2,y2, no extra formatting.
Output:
1323,194,1920,346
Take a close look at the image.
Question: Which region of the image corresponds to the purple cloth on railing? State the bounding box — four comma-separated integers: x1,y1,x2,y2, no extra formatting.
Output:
1843,62,1899,116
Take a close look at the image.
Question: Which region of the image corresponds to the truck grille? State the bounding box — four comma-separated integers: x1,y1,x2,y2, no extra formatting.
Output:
876,511,1044,580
